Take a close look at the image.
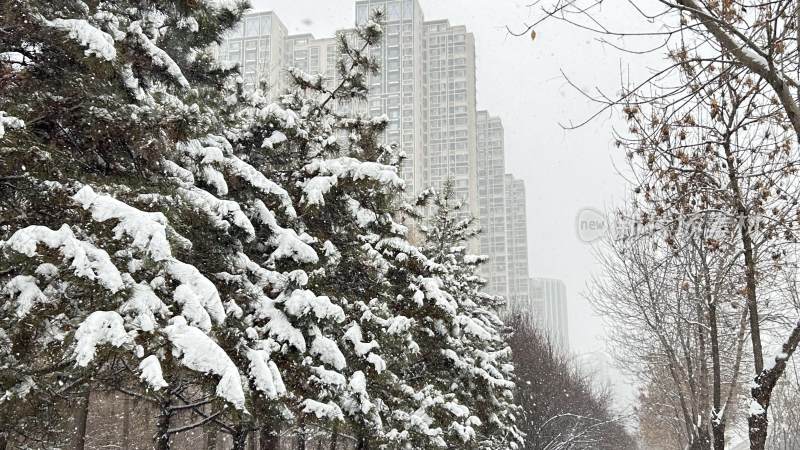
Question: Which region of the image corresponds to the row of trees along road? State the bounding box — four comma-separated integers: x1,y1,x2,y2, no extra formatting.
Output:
518,0,800,448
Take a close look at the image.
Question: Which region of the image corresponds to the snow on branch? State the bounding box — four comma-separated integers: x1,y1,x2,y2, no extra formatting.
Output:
178,186,256,240
0,111,24,139
74,186,172,261
41,18,117,61
164,316,247,410
139,354,168,390
73,311,133,367
246,348,286,399
120,282,169,333
128,21,189,88
310,330,347,371
251,200,318,264
167,260,226,331
2,224,124,292
301,157,404,206
3,275,47,318
257,300,307,352
282,289,345,322
72,186,227,331
302,399,344,421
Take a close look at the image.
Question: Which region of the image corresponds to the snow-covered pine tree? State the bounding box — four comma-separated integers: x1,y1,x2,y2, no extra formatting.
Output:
414,181,523,449
236,14,521,447
0,0,285,447
272,17,481,448
222,10,496,448
267,23,516,449
219,13,402,448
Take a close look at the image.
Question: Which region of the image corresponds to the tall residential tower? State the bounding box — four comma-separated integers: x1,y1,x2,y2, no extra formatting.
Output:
422,20,478,217
214,11,288,93
476,111,509,298
356,0,427,196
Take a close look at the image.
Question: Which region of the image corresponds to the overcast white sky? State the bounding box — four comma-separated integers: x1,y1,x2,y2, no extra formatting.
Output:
250,0,663,406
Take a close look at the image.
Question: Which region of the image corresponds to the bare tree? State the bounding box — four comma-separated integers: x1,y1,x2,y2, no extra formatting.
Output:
514,1,800,447
588,223,749,449
507,315,636,449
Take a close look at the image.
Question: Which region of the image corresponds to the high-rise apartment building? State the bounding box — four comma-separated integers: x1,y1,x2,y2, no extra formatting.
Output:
503,278,569,351
476,111,508,298
284,33,338,82
530,277,569,350
504,175,530,303
356,0,427,197
214,11,288,93
423,20,478,218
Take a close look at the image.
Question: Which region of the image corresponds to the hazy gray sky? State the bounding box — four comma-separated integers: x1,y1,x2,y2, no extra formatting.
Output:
250,0,662,404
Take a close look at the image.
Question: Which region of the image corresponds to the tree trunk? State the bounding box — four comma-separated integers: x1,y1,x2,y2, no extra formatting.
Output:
689,439,708,450
122,396,131,450
749,407,769,450
205,426,217,450
741,231,763,373
695,297,711,450
72,389,90,450
232,425,249,450
259,421,280,450
0,431,8,450
355,429,368,450
329,423,338,450
155,397,172,450
721,136,771,449
708,297,725,450
204,403,218,450
296,422,307,450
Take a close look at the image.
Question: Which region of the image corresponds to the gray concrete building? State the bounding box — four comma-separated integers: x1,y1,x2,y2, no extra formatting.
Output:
422,19,478,218
530,277,569,351
214,11,288,93
476,111,509,298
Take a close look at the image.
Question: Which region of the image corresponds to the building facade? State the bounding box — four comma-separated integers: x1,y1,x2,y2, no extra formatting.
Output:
530,277,569,350
284,33,339,83
356,0,427,197
214,11,288,93
504,174,530,303
422,20,478,218
476,111,508,298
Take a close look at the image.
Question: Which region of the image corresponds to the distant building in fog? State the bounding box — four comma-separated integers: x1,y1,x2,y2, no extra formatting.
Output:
476,111,509,298
530,277,569,350
504,175,530,303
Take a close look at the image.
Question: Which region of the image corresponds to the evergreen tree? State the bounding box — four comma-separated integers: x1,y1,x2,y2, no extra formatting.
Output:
414,181,522,449
222,12,414,447
0,0,265,446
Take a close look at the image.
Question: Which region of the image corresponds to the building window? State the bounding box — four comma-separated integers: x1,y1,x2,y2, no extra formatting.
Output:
403,0,413,17
245,17,260,37
229,22,243,38
388,2,401,20
261,15,272,32
356,5,369,24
